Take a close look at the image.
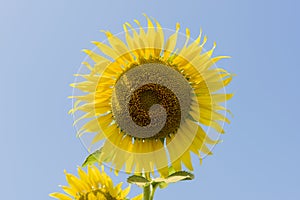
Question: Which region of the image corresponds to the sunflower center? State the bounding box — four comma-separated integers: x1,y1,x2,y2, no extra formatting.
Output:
128,83,181,138
111,62,193,139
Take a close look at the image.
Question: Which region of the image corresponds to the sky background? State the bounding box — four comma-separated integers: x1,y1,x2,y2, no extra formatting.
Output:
1,0,300,199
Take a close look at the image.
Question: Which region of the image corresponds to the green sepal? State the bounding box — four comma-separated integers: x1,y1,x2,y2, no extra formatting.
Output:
82,149,102,167
159,138,165,145
127,175,151,187
187,113,197,122
158,182,168,189
168,166,176,175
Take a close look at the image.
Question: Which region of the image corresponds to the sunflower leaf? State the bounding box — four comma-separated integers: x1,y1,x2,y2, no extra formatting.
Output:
82,149,102,167
164,171,194,183
127,175,151,187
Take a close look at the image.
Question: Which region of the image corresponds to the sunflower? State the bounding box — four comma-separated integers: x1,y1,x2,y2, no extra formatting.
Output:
70,14,232,176
50,165,142,200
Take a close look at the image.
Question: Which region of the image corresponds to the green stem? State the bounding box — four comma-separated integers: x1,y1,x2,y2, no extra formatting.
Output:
143,184,151,200
150,183,158,200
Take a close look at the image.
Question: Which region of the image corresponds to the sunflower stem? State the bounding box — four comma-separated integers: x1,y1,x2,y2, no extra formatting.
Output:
143,184,151,200
150,183,158,200
143,173,152,200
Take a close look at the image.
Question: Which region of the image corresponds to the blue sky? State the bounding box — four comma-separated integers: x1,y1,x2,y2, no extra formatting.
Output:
1,0,300,199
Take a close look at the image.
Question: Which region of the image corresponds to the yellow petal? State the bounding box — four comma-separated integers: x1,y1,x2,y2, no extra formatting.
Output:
49,193,72,200
163,23,180,59
82,49,109,64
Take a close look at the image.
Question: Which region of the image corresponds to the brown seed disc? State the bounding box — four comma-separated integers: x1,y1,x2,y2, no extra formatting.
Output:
111,62,192,139
128,83,181,139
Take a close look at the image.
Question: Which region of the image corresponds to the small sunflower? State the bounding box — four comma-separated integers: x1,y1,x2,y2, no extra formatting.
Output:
50,165,142,200
70,14,232,176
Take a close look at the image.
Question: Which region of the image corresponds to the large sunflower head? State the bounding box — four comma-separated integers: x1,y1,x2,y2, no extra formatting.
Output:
70,14,233,176
50,165,142,200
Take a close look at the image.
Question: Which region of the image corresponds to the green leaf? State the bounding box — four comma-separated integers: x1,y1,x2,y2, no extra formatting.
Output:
165,171,194,183
150,171,194,189
127,175,151,187
82,149,102,167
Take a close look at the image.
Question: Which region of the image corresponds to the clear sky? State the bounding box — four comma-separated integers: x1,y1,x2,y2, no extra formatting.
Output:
1,0,300,199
